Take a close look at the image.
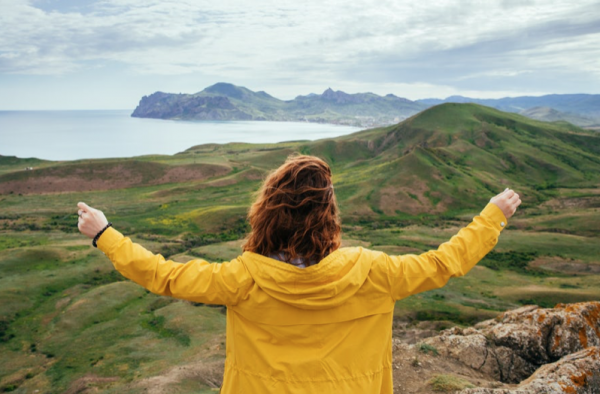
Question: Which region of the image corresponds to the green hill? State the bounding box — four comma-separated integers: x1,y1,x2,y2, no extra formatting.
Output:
297,103,600,217
1,104,599,393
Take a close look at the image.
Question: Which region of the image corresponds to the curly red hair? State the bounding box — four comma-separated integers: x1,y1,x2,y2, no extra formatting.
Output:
243,155,341,265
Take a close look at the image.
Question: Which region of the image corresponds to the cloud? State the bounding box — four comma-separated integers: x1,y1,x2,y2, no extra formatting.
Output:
0,0,226,74
320,1,600,93
0,0,598,103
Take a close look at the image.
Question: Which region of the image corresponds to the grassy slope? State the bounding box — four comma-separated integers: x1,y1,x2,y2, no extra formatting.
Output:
1,104,599,392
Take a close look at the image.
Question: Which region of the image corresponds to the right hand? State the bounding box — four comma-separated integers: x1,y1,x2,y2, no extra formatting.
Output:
490,188,521,220
77,202,109,239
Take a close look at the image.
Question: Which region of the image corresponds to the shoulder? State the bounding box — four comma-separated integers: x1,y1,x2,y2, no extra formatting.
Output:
335,246,390,269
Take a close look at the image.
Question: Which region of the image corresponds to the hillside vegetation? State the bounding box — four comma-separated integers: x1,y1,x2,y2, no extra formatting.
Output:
1,104,599,393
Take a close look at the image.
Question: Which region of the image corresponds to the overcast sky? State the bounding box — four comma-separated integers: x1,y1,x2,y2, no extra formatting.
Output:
1,0,599,109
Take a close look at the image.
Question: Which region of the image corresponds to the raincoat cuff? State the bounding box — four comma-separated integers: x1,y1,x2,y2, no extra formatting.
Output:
96,226,124,255
480,202,508,232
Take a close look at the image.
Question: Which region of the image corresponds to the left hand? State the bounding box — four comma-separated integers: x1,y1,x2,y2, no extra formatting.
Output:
489,188,521,220
77,202,109,238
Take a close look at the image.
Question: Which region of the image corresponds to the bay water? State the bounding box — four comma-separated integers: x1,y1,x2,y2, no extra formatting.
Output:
0,110,362,161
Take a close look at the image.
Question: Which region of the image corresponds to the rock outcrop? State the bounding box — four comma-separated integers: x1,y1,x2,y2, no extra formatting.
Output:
419,302,600,393
131,92,253,120
461,347,600,394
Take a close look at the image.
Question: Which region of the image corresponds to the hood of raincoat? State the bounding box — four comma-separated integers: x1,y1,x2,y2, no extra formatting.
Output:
234,247,394,325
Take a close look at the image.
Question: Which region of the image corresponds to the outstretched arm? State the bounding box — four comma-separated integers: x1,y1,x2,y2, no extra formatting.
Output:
76,202,252,305
387,189,521,301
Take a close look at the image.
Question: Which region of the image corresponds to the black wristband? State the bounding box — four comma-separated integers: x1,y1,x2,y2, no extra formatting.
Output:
93,222,113,248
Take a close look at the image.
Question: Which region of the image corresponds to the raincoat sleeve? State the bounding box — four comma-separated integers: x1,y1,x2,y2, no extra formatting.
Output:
386,202,507,301
96,227,253,305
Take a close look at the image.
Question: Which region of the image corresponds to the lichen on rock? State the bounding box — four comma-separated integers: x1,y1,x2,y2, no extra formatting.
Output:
417,302,600,393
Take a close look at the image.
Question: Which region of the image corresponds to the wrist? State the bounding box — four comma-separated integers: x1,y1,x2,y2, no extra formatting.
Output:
93,222,113,248
481,203,508,231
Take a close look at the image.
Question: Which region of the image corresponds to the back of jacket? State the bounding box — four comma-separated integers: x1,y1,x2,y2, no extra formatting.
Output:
225,248,397,393
97,202,507,394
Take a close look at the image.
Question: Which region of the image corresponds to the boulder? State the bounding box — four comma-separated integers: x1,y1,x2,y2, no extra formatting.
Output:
460,347,600,394
423,302,600,385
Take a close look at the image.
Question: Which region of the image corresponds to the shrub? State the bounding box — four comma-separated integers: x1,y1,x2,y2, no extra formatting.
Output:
480,250,542,275
416,342,438,356
0,320,10,343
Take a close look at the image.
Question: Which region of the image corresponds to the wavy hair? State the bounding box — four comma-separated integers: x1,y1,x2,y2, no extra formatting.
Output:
243,155,341,265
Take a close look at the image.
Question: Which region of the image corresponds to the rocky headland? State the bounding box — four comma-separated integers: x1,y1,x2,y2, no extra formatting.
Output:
131,83,600,128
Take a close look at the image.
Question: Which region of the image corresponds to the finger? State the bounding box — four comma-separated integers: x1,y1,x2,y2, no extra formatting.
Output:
505,190,515,199
511,200,521,213
506,193,519,205
77,202,92,212
495,188,509,197
491,188,509,202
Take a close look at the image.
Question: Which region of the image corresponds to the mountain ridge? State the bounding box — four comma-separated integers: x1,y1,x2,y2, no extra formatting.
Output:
132,82,424,127
417,94,600,121
131,82,600,128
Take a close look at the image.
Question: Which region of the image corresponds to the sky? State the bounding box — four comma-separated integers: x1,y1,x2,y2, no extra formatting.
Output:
0,0,599,110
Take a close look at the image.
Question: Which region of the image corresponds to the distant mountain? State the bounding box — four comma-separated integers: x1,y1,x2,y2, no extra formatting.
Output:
518,107,598,127
417,94,600,126
131,83,428,127
132,83,600,128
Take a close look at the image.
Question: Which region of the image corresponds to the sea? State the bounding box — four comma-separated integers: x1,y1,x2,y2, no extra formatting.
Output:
0,110,362,161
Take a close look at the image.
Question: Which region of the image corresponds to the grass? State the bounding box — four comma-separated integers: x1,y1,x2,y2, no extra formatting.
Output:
0,103,599,392
140,315,191,347
428,374,476,391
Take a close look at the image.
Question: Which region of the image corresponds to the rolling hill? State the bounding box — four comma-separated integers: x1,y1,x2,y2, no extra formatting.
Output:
295,103,600,219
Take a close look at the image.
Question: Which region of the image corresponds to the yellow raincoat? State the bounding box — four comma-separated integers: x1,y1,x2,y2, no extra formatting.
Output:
97,202,507,393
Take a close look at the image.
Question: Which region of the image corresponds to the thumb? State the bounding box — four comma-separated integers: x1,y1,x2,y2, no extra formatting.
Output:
77,202,92,211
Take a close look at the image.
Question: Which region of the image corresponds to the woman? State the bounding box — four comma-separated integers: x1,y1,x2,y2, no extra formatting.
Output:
77,154,521,393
